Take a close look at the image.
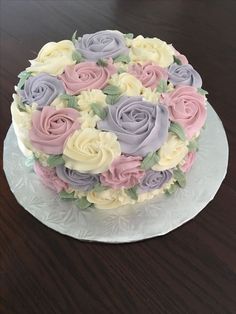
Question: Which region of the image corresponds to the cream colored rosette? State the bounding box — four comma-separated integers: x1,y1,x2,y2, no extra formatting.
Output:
26,40,76,76
63,128,121,174
77,89,107,128
87,188,134,209
109,73,142,96
79,111,101,129
141,87,160,103
10,93,36,157
152,134,188,171
130,35,174,67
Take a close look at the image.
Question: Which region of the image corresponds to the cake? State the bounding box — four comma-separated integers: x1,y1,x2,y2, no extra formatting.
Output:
11,30,208,210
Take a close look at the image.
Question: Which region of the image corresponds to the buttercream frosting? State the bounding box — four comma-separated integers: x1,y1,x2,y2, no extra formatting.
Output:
97,96,169,156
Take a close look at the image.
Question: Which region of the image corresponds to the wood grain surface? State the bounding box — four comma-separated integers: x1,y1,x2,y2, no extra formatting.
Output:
0,1,235,313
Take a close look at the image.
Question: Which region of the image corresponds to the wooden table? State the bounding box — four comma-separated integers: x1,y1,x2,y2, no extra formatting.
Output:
1,1,235,313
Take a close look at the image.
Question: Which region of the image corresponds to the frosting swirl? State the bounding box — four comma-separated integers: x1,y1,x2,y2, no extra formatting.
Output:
130,35,174,67
63,128,121,174
180,152,196,173
152,134,188,171
34,162,67,193
76,30,129,61
128,62,168,90
100,155,144,189
168,63,202,88
20,73,65,109
56,165,99,191
29,106,80,154
109,73,142,96
59,61,116,95
26,40,76,76
87,188,133,209
138,170,172,192
163,86,207,139
97,96,169,156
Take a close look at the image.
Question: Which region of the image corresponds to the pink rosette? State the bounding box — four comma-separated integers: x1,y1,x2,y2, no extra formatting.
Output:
128,62,168,90
180,152,196,173
59,60,116,95
34,162,68,193
100,155,145,189
29,106,80,154
163,86,207,139
173,48,189,65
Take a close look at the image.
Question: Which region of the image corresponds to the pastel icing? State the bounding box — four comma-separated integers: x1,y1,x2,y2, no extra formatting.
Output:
11,30,208,209
63,128,121,174
130,35,174,67
180,152,196,173
109,73,143,96
168,63,202,88
27,40,76,76
56,165,99,191
97,96,169,156
152,134,188,171
138,170,172,192
128,62,168,90
34,162,67,193
20,73,65,109
162,85,207,139
59,60,116,95
100,155,145,189
76,30,129,61
10,93,35,157
87,188,134,209
29,106,80,154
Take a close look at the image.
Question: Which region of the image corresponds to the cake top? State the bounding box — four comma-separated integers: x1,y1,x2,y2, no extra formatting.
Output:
11,30,208,208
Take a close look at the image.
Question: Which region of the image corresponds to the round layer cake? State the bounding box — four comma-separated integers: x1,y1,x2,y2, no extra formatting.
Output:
11,30,207,209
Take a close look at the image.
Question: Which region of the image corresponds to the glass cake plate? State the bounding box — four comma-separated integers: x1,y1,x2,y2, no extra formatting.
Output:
3,103,228,243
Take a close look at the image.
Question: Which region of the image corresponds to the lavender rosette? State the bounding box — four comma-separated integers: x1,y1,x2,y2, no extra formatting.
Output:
168,64,202,88
138,170,172,192
76,30,129,61
97,96,169,157
20,73,65,109
56,165,99,191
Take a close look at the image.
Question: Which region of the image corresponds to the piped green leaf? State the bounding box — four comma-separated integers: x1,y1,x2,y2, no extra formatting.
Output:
68,96,78,109
173,56,182,65
188,139,199,152
124,33,134,39
96,59,108,67
141,152,160,170
47,155,65,167
93,183,108,193
156,80,168,93
125,186,138,201
59,191,75,199
173,168,186,188
72,30,77,45
103,84,121,95
17,71,32,89
197,88,208,95
75,197,92,209
106,94,121,105
60,94,78,109
164,182,178,196
113,54,130,64
169,122,186,141
17,101,27,112
117,68,126,74
72,50,83,63
90,103,107,119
